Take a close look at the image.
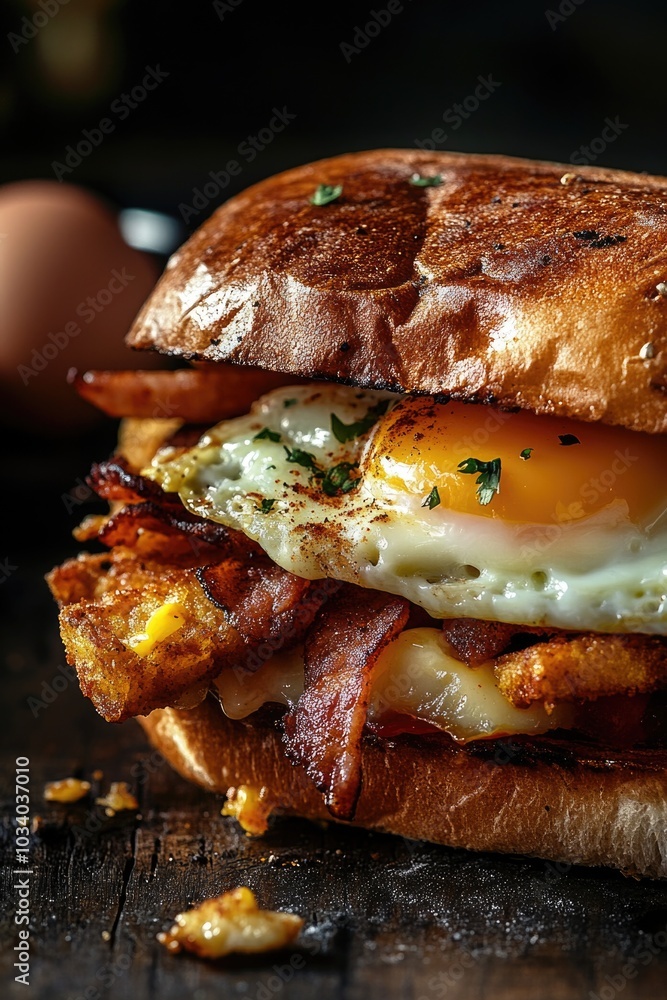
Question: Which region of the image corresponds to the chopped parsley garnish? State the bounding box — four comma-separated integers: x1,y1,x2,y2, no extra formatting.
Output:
409,173,443,188
283,446,320,473
258,498,276,513
253,427,281,442
321,462,360,496
520,447,533,460
558,434,580,446
283,446,360,497
309,184,343,206
457,457,502,506
330,399,390,443
422,486,441,509
283,398,298,408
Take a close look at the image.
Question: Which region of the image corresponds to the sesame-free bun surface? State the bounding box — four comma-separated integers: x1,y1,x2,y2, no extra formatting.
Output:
139,698,667,879
127,149,667,434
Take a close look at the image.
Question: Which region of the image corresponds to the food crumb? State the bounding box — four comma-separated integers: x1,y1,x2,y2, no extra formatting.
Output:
222,784,273,836
95,782,138,815
101,930,111,942
44,778,91,803
157,887,303,959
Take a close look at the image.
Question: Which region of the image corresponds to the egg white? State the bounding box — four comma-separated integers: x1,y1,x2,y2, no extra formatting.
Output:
146,384,667,635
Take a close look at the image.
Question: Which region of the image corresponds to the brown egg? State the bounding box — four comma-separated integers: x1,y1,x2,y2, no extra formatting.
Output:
0,181,162,432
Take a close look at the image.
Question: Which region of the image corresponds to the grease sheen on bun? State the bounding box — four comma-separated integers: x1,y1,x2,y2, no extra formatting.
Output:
127,149,667,434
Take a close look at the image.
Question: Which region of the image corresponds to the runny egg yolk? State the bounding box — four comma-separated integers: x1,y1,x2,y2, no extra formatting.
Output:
367,397,667,526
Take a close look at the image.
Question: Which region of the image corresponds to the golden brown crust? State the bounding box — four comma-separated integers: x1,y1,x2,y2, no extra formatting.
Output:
48,550,245,722
139,698,667,879
127,149,667,434
495,634,667,709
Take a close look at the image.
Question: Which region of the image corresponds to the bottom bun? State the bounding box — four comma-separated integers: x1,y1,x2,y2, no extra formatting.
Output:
138,697,667,878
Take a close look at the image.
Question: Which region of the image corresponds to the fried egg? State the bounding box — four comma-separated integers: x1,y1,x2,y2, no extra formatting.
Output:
146,384,667,634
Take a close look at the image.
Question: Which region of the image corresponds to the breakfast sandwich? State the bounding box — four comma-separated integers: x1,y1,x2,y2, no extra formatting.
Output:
48,150,667,877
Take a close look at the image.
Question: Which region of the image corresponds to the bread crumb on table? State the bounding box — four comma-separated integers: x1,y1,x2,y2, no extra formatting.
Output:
157,887,303,959
221,784,273,836
44,778,91,803
95,781,139,815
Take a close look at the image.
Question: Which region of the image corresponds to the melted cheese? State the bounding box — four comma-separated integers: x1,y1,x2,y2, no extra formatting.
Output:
214,628,574,742
128,601,186,657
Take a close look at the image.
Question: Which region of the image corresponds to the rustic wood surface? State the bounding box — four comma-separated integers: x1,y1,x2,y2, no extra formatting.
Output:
2,433,667,1000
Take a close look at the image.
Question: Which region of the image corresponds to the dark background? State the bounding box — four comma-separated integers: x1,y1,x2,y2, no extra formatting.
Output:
1,0,665,212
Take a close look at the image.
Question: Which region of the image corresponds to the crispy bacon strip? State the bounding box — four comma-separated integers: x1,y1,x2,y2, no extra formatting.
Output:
70,366,296,422
81,458,258,566
98,500,242,564
197,559,338,645
442,618,521,665
495,633,667,710
283,586,410,821
48,467,342,717
442,617,554,666
87,457,182,506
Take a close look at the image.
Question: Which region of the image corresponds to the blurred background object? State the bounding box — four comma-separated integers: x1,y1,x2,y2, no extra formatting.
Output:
0,180,160,431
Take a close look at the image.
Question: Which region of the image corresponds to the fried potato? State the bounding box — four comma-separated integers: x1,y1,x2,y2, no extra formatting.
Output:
117,417,183,472
70,366,296,423
51,550,247,722
46,552,114,606
495,634,667,710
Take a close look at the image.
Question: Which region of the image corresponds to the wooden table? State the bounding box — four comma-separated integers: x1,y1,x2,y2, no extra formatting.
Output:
2,552,667,1000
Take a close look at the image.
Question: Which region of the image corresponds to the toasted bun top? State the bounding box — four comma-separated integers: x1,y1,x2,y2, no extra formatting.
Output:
127,149,667,433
